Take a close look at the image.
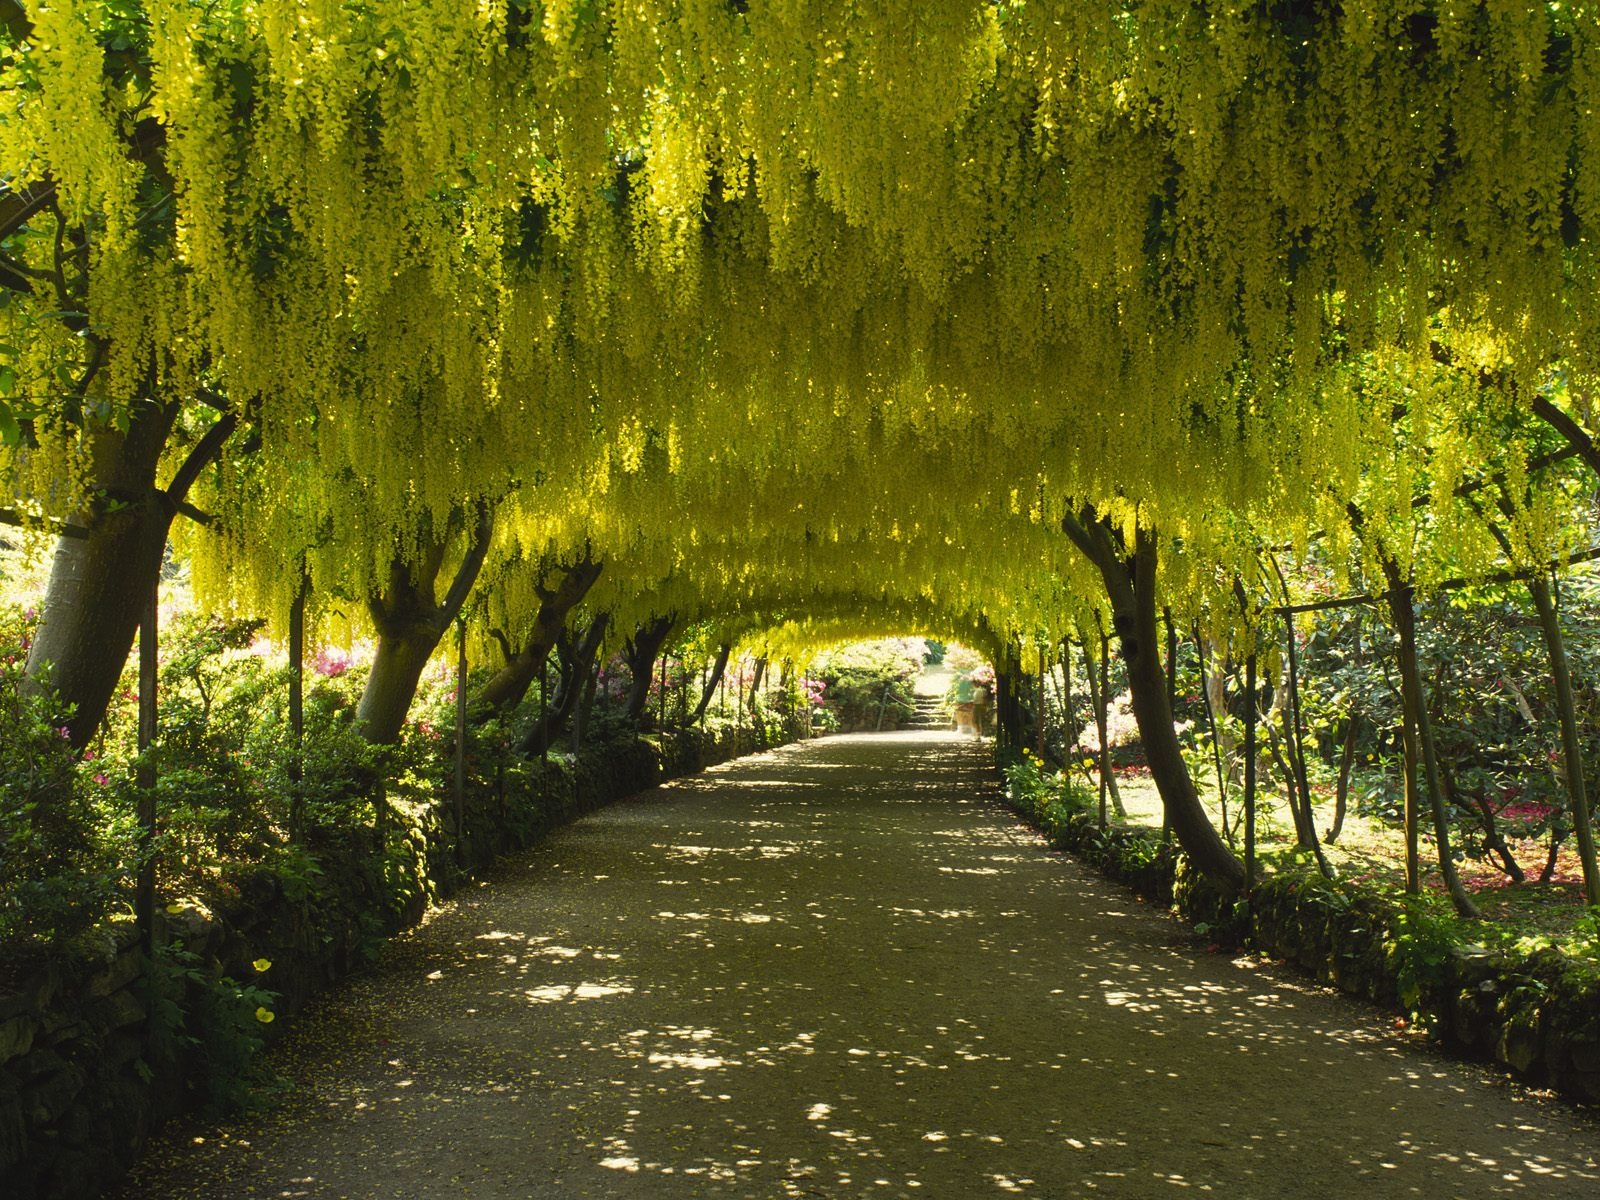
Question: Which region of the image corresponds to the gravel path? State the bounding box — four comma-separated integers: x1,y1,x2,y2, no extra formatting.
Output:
116,733,1600,1199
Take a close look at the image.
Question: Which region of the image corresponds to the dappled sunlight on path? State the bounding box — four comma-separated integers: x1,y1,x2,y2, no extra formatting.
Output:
116,734,1600,1199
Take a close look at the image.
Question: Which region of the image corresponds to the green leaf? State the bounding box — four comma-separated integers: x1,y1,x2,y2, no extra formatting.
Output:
0,365,14,396
0,400,19,446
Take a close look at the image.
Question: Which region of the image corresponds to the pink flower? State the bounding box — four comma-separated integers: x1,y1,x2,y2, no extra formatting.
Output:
313,648,350,677
93,773,109,786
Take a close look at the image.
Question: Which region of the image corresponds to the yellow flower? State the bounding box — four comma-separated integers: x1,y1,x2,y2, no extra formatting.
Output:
252,958,272,973
255,1007,275,1024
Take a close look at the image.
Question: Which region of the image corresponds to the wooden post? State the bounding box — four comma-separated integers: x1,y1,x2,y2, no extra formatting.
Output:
1529,573,1600,908
1035,662,1046,757
288,574,306,841
539,657,549,766
136,578,158,951
1244,650,1257,891
453,617,467,862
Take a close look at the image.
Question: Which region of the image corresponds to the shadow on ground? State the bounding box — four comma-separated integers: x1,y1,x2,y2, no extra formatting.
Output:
114,733,1600,1199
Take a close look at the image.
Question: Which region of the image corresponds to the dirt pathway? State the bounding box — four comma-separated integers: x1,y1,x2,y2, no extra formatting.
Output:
116,734,1599,1199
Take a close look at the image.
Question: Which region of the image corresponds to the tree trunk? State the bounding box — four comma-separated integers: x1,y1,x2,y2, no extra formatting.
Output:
1400,716,1421,894
521,613,608,754
1528,573,1600,906
1063,510,1245,891
357,505,493,745
1446,763,1525,883
690,643,731,725
1281,610,1322,854
623,615,675,726
25,402,181,748
749,656,768,708
1244,651,1258,889
1082,635,1123,820
1385,573,1480,919
1328,716,1358,844
478,556,603,715
1034,666,1047,757
1196,628,1231,845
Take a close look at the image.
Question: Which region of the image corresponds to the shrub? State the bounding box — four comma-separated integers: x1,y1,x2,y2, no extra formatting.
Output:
811,638,924,731
0,608,128,966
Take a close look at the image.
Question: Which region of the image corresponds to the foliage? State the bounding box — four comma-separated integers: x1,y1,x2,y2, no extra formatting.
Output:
151,943,281,1114
810,639,925,732
0,607,128,963
1004,749,1091,844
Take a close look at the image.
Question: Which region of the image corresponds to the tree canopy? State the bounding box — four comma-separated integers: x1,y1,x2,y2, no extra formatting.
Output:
2,0,1594,624
4,1,1600,888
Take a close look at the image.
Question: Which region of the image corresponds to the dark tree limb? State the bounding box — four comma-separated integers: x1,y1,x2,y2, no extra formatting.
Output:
623,615,675,726
1063,505,1245,892
357,504,494,744
690,643,732,726
477,553,603,715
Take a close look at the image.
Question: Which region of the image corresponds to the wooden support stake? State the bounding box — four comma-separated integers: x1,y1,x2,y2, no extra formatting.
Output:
453,617,468,862
288,574,306,841
1244,651,1257,892
1035,664,1046,757
136,578,158,952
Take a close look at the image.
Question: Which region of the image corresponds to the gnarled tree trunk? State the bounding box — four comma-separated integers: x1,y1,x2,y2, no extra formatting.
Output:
623,615,675,726
478,555,603,715
521,613,609,754
1063,508,1245,892
25,402,235,748
1383,569,1480,919
689,643,731,725
357,505,493,745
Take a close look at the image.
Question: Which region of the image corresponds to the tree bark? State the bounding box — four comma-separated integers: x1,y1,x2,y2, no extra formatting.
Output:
478,555,602,715
1196,628,1231,843
1531,393,1600,479
1280,610,1321,851
1244,651,1258,889
1385,571,1480,918
1328,716,1358,844
1082,634,1123,820
749,656,768,708
25,402,234,748
690,643,731,725
1062,509,1245,891
521,613,608,754
357,505,493,745
623,615,675,726
1527,573,1599,906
